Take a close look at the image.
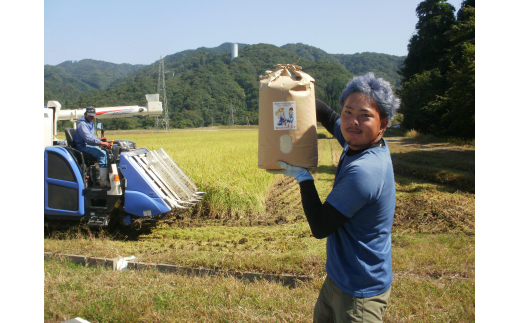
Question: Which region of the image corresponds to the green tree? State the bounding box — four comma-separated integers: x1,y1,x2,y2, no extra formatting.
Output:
398,0,474,138
399,69,447,133
439,1,475,138
398,0,456,83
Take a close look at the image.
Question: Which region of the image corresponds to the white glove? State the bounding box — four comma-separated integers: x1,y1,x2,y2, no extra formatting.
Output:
267,161,314,183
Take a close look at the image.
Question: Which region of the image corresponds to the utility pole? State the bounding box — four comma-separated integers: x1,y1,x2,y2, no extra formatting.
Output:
246,116,250,126
229,102,234,126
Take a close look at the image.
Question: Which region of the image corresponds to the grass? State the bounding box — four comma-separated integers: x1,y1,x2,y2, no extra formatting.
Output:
401,129,475,147
46,126,475,322
389,144,474,173
45,227,473,279
387,275,474,322
45,258,320,323
45,232,474,323
392,161,474,193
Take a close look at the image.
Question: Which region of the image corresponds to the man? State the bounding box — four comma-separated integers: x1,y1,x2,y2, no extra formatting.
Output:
270,72,400,322
74,106,112,187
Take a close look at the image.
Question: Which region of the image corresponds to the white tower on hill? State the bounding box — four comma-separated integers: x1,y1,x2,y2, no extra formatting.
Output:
231,43,238,61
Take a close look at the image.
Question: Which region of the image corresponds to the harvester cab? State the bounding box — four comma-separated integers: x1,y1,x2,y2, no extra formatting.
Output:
44,95,205,228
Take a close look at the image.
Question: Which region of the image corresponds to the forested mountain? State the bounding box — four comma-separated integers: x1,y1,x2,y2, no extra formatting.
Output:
281,43,342,64
59,44,356,130
106,43,249,90
332,52,404,88
44,66,96,104
44,59,144,104
281,43,404,87
48,42,405,131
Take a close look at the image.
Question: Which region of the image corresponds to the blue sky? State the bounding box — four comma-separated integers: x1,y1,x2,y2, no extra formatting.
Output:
44,0,464,66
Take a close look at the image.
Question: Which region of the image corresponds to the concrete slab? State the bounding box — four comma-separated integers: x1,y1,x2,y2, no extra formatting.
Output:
56,254,86,266
85,257,105,268
127,261,156,271
192,267,218,277
281,273,313,287
106,257,118,271
44,253,314,288
156,263,180,274
176,266,194,275
241,271,261,283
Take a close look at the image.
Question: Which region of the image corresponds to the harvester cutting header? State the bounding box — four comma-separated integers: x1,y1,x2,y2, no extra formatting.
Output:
44,94,205,228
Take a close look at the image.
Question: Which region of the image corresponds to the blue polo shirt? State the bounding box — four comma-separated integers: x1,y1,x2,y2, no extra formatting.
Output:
325,119,395,298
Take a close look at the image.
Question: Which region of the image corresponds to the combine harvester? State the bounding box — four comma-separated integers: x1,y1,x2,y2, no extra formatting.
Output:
44,94,205,228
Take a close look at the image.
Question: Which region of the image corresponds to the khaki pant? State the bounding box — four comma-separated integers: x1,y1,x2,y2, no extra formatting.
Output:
313,275,391,323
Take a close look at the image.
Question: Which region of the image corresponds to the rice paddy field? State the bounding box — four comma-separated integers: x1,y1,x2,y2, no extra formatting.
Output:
117,129,274,218
44,126,475,322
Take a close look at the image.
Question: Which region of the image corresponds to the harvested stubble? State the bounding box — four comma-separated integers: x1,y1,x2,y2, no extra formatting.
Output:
322,132,475,234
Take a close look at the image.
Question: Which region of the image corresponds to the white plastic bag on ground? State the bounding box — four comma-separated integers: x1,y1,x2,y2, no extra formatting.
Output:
116,256,136,270
62,318,91,323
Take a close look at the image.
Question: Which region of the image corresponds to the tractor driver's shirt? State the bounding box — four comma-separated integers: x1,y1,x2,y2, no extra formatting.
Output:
299,99,396,298
74,116,101,150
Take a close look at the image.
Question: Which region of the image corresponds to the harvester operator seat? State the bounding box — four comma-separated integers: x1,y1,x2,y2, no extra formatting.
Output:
64,128,78,149
64,128,97,164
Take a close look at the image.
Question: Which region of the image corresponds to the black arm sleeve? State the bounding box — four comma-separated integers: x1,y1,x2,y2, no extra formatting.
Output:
316,99,340,135
298,180,348,239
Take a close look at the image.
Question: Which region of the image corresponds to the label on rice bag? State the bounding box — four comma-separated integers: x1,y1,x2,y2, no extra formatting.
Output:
273,101,297,130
